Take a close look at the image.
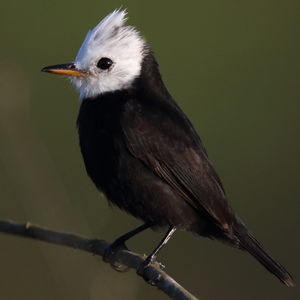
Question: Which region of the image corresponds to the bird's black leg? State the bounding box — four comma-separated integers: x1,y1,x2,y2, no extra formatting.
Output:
103,223,152,270
110,222,152,247
146,226,177,263
137,226,176,282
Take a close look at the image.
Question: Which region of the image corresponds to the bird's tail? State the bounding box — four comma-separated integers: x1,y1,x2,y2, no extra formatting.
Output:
234,228,294,287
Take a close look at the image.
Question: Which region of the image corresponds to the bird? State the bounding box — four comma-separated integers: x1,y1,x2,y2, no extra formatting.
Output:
42,9,294,286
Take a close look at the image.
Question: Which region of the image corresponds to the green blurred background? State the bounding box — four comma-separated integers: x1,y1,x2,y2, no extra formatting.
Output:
0,1,299,299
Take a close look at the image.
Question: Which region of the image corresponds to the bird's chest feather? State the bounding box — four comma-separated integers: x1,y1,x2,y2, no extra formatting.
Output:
77,97,127,190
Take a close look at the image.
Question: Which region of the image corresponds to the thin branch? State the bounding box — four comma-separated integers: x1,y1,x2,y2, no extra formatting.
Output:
0,220,198,300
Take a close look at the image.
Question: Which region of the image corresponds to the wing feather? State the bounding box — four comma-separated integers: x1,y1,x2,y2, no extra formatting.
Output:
121,99,235,234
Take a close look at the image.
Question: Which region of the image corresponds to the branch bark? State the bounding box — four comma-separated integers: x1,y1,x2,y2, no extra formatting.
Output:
0,220,198,300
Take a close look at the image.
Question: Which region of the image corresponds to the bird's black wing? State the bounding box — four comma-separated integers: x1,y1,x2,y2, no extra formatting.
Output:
121,98,235,235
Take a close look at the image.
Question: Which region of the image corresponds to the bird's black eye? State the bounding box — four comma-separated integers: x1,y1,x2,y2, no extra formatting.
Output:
97,57,113,70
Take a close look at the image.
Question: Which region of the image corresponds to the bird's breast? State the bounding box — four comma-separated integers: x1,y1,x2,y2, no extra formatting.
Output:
77,97,125,191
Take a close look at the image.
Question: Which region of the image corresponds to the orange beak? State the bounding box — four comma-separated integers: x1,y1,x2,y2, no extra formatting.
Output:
41,63,87,77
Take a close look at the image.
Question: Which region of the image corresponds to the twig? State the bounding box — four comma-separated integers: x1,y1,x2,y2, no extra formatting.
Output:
0,220,198,300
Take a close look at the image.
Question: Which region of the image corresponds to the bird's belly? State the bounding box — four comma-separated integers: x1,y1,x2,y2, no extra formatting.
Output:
79,130,120,191
85,141,207,232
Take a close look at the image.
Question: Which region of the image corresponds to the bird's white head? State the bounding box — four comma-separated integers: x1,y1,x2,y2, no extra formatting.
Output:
42,10,147,99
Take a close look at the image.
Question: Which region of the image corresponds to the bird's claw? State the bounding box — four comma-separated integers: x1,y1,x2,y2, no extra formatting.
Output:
157,261,165,270
103,241,130,272
137,256,165,285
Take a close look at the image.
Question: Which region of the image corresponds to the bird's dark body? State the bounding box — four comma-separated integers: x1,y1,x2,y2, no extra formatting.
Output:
77,52,293,285
78,95,209,231
78,53,233,239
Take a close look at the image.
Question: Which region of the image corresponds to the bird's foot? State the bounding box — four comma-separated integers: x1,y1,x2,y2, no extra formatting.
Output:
103,240,130,272
137,255,165,285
